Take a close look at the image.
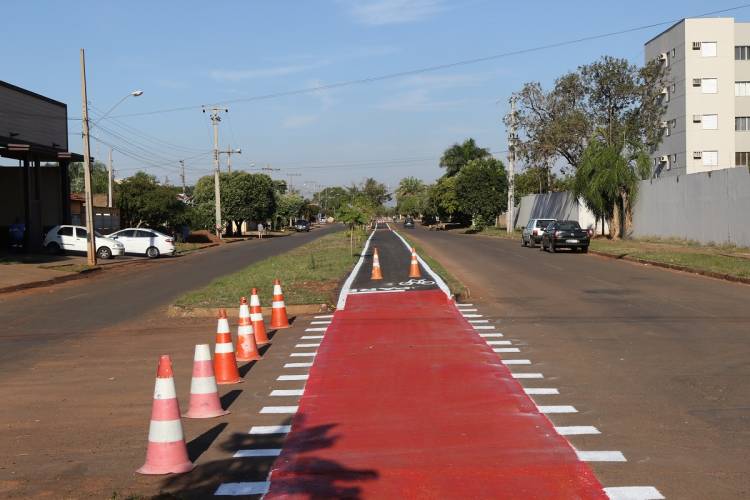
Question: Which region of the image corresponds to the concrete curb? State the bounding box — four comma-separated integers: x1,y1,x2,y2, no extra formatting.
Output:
589,249,750,285
167,303,331,318
0,266,103,295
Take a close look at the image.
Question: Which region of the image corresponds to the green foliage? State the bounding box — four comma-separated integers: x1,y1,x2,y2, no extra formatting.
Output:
192,172,276,231
513,166,571,204
454,157,508,226
69,161,108,194
439,138,491,177
116,172,186,229
275,193,306,226
314,186,349,216
395,176,427,216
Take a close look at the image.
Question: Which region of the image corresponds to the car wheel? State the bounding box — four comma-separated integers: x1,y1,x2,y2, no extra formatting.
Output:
46,242,62,255
549,242,556,253
522,237,527,247
146,246,160,259
582,246,589,253
97,246,112,259
540,240,546,252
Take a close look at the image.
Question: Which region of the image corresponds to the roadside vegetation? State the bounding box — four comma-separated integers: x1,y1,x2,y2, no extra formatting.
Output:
174,230,358,309
395,230,468,298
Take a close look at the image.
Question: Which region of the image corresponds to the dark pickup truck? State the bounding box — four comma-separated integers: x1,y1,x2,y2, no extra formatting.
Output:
540,220,591,253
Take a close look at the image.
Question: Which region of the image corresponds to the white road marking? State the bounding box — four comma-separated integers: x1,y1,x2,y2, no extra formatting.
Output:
469,319,489,323
314,315,333,319
301,335,324,339
270,389,304,396
576,450,627,462
277,375,308,381
290,352,316,357
523,388,558,395
215,482,270,495
233,449,282,457
456,303,473,307
473,325,496,330
310,321,331,325
391,228,452,298
295,343,320,348
512,373,543,379
494,347,520,353
459,308,478,312
260,406,298,414
487,340,512,345
249,425,291,435
337,230,376,310
502,359,531,365
305,327,327,332
555,426,600,436
537,405,577,414
284,362,312,368
462,314,482,318
479,333,503,337
603,486,664,500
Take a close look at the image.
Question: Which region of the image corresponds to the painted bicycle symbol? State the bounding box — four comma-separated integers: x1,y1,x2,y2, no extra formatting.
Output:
398,278,435,286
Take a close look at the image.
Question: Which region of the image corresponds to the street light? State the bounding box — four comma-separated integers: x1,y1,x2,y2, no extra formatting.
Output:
92,89,144,128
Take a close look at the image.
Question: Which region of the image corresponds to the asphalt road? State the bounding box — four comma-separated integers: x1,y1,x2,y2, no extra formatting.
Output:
408,227,750,500
0,225,342,367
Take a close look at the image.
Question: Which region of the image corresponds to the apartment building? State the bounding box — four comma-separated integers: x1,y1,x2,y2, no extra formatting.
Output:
645,17,750,176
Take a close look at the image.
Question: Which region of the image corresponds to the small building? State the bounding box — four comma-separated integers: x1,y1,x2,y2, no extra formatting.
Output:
69,193,120,234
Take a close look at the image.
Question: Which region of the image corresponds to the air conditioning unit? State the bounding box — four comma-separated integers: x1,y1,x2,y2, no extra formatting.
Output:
693,41,702,50
693,151,703,159
659,52,668,63
693,78,702,87
660,121,669,128
660,155,669,163
693,114,702,123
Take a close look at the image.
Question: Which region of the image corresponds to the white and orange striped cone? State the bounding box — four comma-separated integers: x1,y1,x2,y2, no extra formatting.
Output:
408,247,421,278
236,297,260,362
270,279,290,329
371,247,383,280
250,289,270,345
184,344,229,419
137,355,194,475
213,309,243,385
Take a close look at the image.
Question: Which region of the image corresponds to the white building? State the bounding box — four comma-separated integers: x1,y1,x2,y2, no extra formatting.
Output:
645,17,750,176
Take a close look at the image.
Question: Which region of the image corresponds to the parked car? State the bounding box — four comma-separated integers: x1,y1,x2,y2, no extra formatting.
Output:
106,228,175,258
540,220,591,253
404,217,415,228
522,218,556,247
43,225,125,259
294,219,310,232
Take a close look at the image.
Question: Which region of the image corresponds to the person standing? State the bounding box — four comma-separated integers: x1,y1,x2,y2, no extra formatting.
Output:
257,222,264,240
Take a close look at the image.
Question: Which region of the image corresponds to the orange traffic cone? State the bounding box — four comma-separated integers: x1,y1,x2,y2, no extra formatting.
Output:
408,247,421,278
371,248,383,280
213,309,242,385
236,297,260,362
137,355,194,474
250,289,270,345
184,344,229,418
270,279,290,329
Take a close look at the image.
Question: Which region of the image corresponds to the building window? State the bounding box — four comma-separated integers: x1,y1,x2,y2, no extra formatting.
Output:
701,42,717,57
736,116,750,130
735,152,750,167
736,46,750,60
736,81,750,96
702,78,718,93
702,151,718,166
702,114,718,129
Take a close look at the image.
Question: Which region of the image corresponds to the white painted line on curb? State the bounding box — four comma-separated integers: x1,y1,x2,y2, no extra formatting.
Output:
314,315,333,319
295,343,320,348
260,406,298,414
512,373,544,379
271,389,304,397
502,359,531,365
523,388,558,395
494,347,520,353
473,325,496,330
337,230,376,310
487,340,512,345
301,335,324,339
233,449,282,458
215,482,270,496
537,405,577,414
310,321,331,325
479,333,504,337
576,450,627,462
284,362,312,368
469,319,489,323
555,426,600,436
277,375,308,381
603,486,664,500
249,425,291,435
305,327,328,332
290,352,316,357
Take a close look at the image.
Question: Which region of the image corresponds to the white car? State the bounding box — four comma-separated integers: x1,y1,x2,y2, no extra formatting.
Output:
106,228,175,258
43,225,125,259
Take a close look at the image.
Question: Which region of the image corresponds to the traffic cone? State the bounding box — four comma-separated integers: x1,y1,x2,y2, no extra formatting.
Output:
250,289,270,345
184,344,229,418
213,309,243,385
270,279,290,329
236,297,260,362
371,248,383,280
137,355,194,475
408,247,421,278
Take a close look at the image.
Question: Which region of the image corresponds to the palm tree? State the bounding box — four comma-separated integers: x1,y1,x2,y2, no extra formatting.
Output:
439,138,491,177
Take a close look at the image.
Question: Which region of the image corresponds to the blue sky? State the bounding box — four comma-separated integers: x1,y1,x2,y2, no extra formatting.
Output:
5,0,750,195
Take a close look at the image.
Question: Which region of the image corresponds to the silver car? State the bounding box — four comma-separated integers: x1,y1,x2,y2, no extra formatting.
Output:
521,218,556,248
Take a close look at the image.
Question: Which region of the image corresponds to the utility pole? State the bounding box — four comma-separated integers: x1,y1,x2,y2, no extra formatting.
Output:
286,172,302,192
80,48,97,266
179,160,186,195
107,147,113,208
506,96,517,234
222,145,241,174
205,106,228,238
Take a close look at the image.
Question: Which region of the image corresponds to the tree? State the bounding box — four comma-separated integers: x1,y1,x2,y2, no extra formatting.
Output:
439,138,491,177
337,202,369,255
117,172,186,229
275,193,306,228
513,166,570,204
455,158,508,228
360,177,391,208
69,161,109,194
426,176,460,221
395,177,427,216
314,186,349,217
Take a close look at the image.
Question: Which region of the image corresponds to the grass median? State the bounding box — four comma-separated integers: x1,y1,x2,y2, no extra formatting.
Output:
174,230,359,309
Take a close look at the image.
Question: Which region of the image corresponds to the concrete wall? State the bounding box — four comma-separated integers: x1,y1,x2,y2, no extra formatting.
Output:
632,166,750,246
514,192,606,233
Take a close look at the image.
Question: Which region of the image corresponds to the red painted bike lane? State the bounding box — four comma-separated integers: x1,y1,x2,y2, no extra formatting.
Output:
265,288,607,499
